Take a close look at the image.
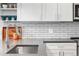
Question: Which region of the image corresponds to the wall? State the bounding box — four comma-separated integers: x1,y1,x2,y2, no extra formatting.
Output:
2,21,79,55
3,21,79,39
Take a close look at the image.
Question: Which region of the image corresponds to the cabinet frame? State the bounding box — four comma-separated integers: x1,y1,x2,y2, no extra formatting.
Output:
44,41,78,56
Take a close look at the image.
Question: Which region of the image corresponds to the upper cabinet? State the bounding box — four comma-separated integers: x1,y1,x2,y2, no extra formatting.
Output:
17,3,73,21
58,3,73,21
17,3,42,21
42,3,58,21
42,3,73,21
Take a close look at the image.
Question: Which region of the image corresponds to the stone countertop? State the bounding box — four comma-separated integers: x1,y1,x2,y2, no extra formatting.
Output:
20,38,75,44
1,38,76,56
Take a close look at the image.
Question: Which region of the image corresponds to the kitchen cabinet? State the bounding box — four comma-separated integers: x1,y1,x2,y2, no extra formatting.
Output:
63,50,76,56
17,3,42,21
17,3,73,21
42,3,73,21
58,3,73,21
42,3,58,21
45,43,77,56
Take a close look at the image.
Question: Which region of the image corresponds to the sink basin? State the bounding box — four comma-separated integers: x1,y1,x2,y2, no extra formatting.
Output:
7,45,39,54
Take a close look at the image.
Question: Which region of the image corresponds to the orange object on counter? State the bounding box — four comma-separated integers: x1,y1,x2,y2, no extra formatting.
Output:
2,27,22,48
8,27,22,41
2,27,6,41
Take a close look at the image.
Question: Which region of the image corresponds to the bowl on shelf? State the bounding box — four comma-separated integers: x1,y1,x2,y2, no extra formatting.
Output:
1,16,6,21
8,16,17,20
13,16,17,20
1,16,17,21
8,16,12,20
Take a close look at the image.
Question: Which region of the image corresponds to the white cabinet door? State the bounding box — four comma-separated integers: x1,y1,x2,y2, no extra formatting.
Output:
42,3,58,21
46,50,60,56
64,50,77,56
58,3,73,21
45,43,77,56
46,43,77,49
18,3,42,21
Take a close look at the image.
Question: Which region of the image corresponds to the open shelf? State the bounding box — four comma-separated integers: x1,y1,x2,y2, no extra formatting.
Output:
0,8,17,11
0,3,17,21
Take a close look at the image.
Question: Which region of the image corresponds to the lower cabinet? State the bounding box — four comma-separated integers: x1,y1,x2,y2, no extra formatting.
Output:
45,42,77,56
63,50,76,56
46,49,76,56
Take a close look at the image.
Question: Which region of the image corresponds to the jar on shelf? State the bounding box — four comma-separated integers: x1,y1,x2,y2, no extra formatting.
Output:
14,4,17,8
1,3,8,8
11,4,14,8
1,16,6,21
11,16,15,21
8,4,12,8
8,16,12,21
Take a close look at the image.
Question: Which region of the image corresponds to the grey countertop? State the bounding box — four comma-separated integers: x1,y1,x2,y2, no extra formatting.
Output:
1,38,77,56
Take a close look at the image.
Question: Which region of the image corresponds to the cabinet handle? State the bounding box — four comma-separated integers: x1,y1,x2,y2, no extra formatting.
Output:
59,51,64,56
59,51,60,56
63,52,64,56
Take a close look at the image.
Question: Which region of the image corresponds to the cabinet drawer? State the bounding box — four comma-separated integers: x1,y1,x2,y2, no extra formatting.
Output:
46,43,77,49
46,50,59,56
46,49,77,56
46,49,60,53
47,53,59,56
64,50,77,56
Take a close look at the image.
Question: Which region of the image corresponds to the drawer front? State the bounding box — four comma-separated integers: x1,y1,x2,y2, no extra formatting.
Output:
46,49,60,53
46,50,59,56
46,49,77,56
64,50,77,56
47,53,59,56
46,43,77,49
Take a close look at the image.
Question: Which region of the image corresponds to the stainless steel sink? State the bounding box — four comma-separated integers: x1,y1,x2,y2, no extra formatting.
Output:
7,45,39,54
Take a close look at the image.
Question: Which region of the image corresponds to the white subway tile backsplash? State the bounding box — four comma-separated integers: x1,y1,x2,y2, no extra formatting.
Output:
4,22,79,39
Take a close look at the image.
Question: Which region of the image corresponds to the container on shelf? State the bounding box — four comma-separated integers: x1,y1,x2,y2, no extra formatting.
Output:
13,16,17,20
11,16,15,20
9,16,17,20
0,3,17,21
8,3,17,8
1,16,6,21
8,4,12,8
1,3,8,8
1,16,17,21
11,4,15,8
8,16,11,21
14,4,17,8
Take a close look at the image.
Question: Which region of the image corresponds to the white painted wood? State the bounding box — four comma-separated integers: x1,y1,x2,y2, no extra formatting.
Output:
42,3,58,21
17,3,22,21
46,43,76,49
46,49,76,55
46,43,77,56
0,8,17,11
18,3,42,21
17,3,73,21
58,3,73,21
64,50,77,56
